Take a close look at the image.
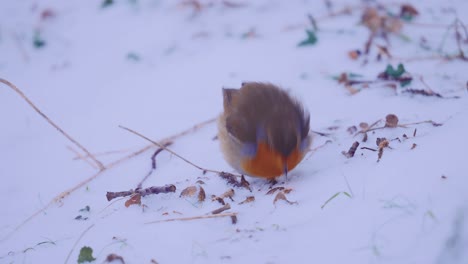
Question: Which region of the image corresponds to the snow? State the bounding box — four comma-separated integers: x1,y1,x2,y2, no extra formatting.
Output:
1,0,468,263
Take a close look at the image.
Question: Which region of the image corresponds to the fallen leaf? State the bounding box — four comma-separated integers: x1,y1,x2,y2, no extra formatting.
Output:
105,253,125,263
273,191,297,205
180,186,197,198
198,186,206,202
238,196,255,205
385,114,399,128
342,141,360,158
221,189,235,201
266,186,285,195
125,194,141,207
411,143,417,149
348,50,361,60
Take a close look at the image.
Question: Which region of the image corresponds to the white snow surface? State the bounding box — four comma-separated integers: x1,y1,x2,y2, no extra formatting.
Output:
1,0,468,263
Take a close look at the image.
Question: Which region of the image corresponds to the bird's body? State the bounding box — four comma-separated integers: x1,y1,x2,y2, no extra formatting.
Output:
218,82,311,179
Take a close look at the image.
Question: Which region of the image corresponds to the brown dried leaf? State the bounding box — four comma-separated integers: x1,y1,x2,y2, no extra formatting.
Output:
385,114,399,128
342,141,360,158
377,138,390,161
212,203,231,214
198,186,206,202
124,194,141,207
273,191,298,205
338,72,348,84
362,8,382,33
348,50,361,60
400,4,419,17
105,253,125,264
221,189,235,201
384,17,403,33
376,45,392,58
266,186,285,195
239,196,255,205
240,175,252,192
231,215,238,224
180,186,197,197
411,143,417,150
211,195,226,205
345,84,359,95
283,188,293,194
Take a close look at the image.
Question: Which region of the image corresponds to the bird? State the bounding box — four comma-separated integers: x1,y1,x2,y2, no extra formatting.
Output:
218,82,311,179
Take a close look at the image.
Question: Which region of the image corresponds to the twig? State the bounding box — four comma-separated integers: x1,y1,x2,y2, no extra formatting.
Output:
67,146,98,170
136,141,173,189
1,118,216,242
211,203,231,214
64,224,95,264
144,212,237,224
106,185,176,201
0,78,105,170
72,149,133,160
120,125,220,174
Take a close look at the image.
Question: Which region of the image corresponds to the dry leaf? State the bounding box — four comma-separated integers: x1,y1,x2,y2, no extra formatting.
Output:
211,195,226,205
342,141,360,158
283,188,293,194
273,191,297,205
105,253,125,264
240,175,252,192
400,4,419,17
198,186,206,202
348,50,361,60
345,84,359,95
221,189,235,201
124,194,141,207
266,186,285,195
180,186,197,197
362,8,382,33
238,196,255,205
377,138,390,161
376,45,392,58
385,114,399,128
411,143,417,149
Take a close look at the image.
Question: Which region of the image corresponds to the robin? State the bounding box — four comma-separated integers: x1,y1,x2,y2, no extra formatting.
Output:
218,82,311,179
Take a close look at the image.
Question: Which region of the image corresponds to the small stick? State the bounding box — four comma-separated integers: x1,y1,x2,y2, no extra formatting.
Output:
0,78,105,170
361,147,377,151
136,141,173,189
119,125,221,174
1,118,216,242
67,146,98,169
211,203,231,214
144,212,237,224
106,184,176,201
63,224,95,264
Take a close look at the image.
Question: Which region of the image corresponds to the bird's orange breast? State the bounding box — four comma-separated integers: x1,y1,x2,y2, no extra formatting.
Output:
240,142,304,179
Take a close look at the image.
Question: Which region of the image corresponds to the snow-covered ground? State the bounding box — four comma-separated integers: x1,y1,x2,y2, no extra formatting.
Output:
1,0,467,263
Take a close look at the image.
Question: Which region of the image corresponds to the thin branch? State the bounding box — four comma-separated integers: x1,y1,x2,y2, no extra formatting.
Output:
106,184,176,201
1,118,216,242
67,146,98,170
137,141,173,189
119,125,222,175
0,78,105,170
144,212,238,224
64,224,95,264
